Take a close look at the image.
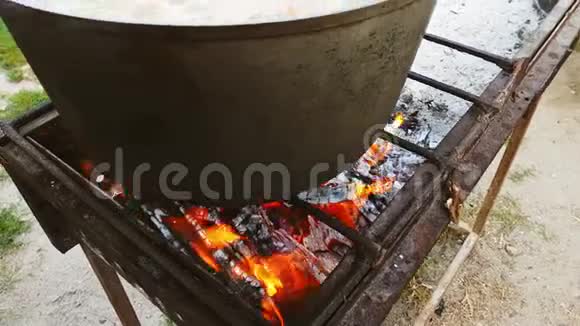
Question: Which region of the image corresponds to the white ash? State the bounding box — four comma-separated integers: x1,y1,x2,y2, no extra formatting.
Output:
357,0,544,221
397,0,543,147
11,0,382,26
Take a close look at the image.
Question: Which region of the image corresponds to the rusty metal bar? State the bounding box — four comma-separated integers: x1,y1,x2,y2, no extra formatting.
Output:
472,98,540,234
408,71,495,112
424,33,514,71
374,130,444,165
291,197,383,258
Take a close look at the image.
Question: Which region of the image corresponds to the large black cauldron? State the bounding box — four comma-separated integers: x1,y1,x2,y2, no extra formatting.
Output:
0,0,435,205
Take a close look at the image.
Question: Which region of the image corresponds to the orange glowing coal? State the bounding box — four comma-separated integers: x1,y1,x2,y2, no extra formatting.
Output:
392,111,405,129
317,176,394,229
79,137,394,326
205,225,244,249
247,252,319,299
360,141,392,168
171,206,322,326
190,241,221,272
316,201,360,228
354,177,394,199
246,252,320,326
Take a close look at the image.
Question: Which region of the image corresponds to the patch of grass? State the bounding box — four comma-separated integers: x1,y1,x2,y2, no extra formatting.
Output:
462,194,528,237
0,19,27,83
160,316,176,326
488,195,528,236
508,166,537,184
6,68,23,83
0,89,48,121
463,193,556,241
0,206,30,257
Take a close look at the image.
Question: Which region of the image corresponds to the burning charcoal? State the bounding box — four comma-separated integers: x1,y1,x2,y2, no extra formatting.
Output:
379,147,425,186
299,177,393,229
232,206,286,256
212,249,268,306
169,205,279,313
141,204,185,252
352,139,393,178
359,194,389,223
177,202,223,225
316,252,344,273
299,183,350,205
171,203,258,262
301,216,328,253
302,216,351,255
400,111,420,133
343,170,374,184
262,202,312,244
300,177,393,206
207,207,222,224
273,230,330,282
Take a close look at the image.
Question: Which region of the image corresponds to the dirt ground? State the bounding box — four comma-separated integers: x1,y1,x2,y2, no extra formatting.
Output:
0,22,579,326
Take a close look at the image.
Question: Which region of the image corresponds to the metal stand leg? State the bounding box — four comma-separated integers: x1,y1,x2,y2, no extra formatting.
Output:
414,98,540,325
81,243,141,326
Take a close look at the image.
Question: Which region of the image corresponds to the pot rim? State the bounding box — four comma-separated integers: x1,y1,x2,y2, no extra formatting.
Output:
2,0,429,40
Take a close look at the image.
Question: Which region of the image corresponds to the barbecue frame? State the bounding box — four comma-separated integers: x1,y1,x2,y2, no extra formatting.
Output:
0,1,579,324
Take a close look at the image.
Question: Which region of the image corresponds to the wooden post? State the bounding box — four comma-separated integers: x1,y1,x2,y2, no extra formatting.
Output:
81,243,141,326
472,98,540,234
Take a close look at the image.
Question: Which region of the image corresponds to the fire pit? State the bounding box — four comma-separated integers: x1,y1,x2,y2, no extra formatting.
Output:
0,1,579,325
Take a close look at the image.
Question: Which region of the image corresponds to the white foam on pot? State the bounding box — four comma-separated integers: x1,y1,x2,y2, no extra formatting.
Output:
10,0,384,25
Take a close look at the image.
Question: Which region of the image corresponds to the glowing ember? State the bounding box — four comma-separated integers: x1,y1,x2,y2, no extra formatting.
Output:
190,241,221,271
354,177,394,199
392,111,405,129
78,134,396,325
305,176,394,229
247,257,284,296
204,225,244,249
359,140,392,169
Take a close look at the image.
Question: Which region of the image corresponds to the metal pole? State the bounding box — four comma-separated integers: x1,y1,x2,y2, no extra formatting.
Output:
423,34,515,71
